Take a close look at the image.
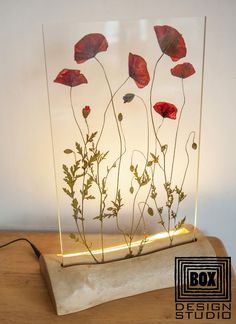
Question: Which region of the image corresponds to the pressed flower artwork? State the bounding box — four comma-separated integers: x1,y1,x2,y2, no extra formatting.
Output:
43,18,206,264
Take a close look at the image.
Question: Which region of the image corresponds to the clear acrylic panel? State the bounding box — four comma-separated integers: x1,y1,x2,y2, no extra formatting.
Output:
43,17,206,265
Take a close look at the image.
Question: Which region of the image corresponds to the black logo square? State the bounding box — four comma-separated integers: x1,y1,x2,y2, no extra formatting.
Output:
175,257,231,302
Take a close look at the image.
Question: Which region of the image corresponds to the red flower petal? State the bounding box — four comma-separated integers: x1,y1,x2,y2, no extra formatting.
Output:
153,102,177,119
54,69,88,87
154,25,186,61
171,62,195,79
128,53,150,88
74,33,108,63
84,105,90,112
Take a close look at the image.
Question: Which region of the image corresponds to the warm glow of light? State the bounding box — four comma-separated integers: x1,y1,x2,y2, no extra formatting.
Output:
60,227,189,258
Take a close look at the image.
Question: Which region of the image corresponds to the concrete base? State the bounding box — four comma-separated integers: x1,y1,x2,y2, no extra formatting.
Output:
40,228,216,315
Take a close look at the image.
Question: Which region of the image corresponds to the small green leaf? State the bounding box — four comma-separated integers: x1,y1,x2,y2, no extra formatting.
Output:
147,161,153,167
64,149,73,154
148,207,154,216
175,216,186,230
87,132,97,143
150,153,159,163
85,195,95,200
118,113,123,122
75,142,83,155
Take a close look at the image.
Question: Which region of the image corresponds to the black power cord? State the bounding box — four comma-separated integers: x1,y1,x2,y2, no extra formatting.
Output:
0,238,41,258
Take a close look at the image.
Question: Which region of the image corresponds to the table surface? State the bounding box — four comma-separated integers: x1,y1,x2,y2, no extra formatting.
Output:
0,231,235,324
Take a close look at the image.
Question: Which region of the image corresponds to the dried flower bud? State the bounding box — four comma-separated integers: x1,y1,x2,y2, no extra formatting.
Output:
129,186,134,194
82,105,91,118
118,113,123,122
64,149,73,154
161,144,168,152
192,142,197,150
148,207,154,216
123,93,135,103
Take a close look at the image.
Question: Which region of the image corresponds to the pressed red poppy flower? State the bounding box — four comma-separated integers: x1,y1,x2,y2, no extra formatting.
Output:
54,69,88,87
171,62,195,79
74,33,108,64
82,105,91,118
128,53,150,88
153,102,177,119
154,25,186,61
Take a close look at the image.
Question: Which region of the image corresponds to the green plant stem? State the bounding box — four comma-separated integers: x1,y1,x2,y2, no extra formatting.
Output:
181,131,195,190
170,78,186,184
81,170,87,240
69,87,85,146
85,118,90,136
94,57,123,208
136,95,150,162
149,55,175,244
150,140,170,237
149,54,167,182
68,152,98,262
96,160,105,263
67,91,98,261
137,202,148,232
96,77,130,149
115,119,129,241
128,95,150,253
74,219,99,263
170,131,196,240
100,217,104,262
149,54,165,152
104,117,130,251
94,57,129,256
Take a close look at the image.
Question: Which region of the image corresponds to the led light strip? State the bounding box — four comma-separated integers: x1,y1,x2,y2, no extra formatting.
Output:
60,227,189,258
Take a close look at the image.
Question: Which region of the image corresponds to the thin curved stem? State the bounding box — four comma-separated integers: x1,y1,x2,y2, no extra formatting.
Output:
149,53,164,150
170,78,186,184
170,131,196,242
85,118,90,136
113,118,129,245
136,95,150,166
110,118,127,176
128,95,150,251
119,119,127,162
137,202,148,233
75,220,99,263
132,124,164,240
69,88,99,261
69,87,85,146
181,131,196,190
149,54,174,244
94,57,123,203
131,150,147,165
149,54,168,186
96,77,130,149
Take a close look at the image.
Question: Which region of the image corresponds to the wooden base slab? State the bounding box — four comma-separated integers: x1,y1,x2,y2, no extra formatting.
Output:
40,228,216,315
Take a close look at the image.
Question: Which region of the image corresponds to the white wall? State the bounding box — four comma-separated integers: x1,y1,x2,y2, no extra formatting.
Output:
0,0,235,269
